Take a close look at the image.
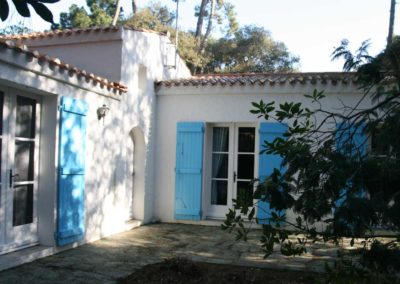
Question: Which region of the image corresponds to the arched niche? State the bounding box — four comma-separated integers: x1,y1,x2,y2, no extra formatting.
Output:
128,126,146,221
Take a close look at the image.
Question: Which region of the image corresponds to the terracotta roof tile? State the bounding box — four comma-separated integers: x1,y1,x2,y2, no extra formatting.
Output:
0,39,127,93
156,73,358,88
0,25,167,41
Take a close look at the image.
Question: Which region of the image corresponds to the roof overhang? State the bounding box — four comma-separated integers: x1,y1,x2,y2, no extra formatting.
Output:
156,73,362,96
0,39,127,98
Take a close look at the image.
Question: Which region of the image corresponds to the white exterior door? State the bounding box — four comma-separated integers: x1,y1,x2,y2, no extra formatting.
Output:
207,124,257,218
0,90,40,253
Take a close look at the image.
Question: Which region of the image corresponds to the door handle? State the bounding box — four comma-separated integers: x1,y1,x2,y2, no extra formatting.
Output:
233,171,237,183
9,170,19,187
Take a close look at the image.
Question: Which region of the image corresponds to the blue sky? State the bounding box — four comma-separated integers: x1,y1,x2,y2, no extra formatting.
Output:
1,0,398,72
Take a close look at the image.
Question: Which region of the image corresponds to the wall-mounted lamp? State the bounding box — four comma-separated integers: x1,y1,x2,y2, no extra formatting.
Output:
97,104,110,122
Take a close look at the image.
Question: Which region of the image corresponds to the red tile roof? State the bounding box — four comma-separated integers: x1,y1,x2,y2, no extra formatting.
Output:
0,39,127,93
157,72,358,88
0,25,167,41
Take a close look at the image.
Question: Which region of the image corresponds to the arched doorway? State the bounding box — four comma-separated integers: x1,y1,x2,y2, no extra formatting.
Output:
129,127,146,221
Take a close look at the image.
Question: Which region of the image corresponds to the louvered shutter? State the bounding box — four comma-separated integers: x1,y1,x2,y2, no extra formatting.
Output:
257,122,287,224
56,97,87,246
175,122,204,220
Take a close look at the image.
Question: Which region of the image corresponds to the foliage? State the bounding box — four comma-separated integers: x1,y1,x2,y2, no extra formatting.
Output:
205,25,299,73
53,1,298,74
0,21,32,35
324,242,400,283
125,2,297,73
125,2,175,31
194,0,239,45
57,0,123,29
124,2,206,72
222,37,400,278
0,0,58,23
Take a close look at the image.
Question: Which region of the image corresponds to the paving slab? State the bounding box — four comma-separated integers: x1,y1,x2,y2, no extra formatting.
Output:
0,223,340,283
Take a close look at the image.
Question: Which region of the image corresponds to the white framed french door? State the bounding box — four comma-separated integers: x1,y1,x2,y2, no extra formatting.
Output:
207,123,258,218
0,89,40,253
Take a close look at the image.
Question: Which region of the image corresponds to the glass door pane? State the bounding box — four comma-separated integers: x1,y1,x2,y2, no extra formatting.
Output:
0,92,3,186
13,185,33,226
235,127,256,208
211,127,229,205
12,96,36,227
0,91,4,247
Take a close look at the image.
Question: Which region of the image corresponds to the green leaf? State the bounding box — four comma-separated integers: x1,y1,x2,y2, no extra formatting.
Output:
248,207,255,221
29,1,54,23
38,0,59,3
0,0,9,21
12,0,30,17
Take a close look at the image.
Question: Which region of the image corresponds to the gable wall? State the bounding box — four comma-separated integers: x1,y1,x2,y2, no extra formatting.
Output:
19,31,123,82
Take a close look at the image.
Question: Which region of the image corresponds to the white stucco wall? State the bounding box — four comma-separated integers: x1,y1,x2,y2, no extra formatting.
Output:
19,30,123,83
154,83,370,226
4,26,192,250
119,28,191,223
0,48,125,248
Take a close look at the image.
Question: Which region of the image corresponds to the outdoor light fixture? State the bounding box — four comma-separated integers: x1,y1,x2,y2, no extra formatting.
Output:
97,104,110,121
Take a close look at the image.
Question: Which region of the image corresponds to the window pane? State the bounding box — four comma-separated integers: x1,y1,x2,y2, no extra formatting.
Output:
237,154,254,179
0,140,1,183
13,184,33,226
0,93,3,185
211,180,227,205
15,141,34,181
236,181,253,208
0,92,3,135
371,129,389,156
212,127,229,152
238,127,255,153
212,153,228,178
16,96,36,138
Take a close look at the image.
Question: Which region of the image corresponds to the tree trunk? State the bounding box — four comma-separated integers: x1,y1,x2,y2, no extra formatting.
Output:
112,0,122,26
387,0,396,46
201,0,215,53
195,0,209,44
132,0,137,15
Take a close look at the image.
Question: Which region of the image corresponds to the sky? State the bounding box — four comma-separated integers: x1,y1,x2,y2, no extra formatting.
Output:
1,0,398,72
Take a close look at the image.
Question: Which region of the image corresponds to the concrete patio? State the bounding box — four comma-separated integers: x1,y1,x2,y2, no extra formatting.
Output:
0,223,340,283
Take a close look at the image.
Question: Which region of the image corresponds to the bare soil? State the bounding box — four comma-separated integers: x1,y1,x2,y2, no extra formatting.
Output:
118,258,323,284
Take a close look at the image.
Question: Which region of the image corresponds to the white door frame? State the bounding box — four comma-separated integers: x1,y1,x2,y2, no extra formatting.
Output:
206,123,258,219
0,88,41,254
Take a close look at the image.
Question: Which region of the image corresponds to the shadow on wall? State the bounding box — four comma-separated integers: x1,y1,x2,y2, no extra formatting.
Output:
85,114,130,241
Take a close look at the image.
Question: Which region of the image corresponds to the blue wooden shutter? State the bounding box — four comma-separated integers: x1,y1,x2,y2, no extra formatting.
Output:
56,97,88,246
336,123,368,157
335,123,367,206
175,122,204,220
257,122,287,224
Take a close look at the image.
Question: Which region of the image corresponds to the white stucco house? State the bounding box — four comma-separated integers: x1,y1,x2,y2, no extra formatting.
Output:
0,26,367,269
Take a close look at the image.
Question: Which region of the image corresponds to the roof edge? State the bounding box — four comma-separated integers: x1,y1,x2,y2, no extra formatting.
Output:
156,72,358,88
0,25,168,41
0,39,128,94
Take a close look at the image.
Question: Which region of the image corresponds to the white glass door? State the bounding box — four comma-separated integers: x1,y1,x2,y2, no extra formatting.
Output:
0,91,40,253
234,127,256,209
208,125,234,217
207,124,256,218
0,91,6,248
